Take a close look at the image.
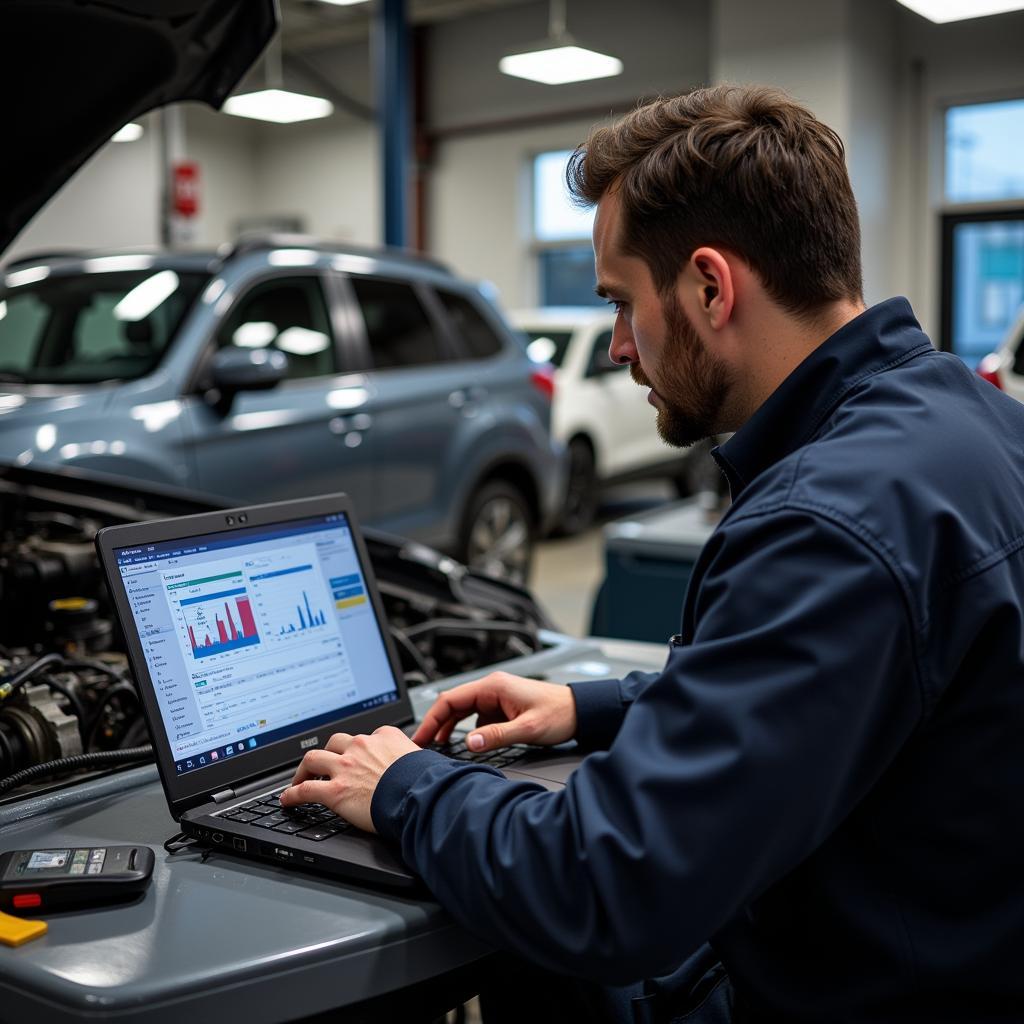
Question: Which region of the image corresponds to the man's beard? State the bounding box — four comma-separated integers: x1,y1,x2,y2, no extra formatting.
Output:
630,293,731,448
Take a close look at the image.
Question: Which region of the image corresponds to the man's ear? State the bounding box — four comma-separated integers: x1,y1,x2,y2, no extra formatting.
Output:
687,247,734,330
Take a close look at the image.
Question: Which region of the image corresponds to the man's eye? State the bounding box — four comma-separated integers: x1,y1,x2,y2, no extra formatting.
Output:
606,300,625,314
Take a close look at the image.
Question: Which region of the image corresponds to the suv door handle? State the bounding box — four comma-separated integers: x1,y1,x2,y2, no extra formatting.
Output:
448,386,488,409
329,413,372,435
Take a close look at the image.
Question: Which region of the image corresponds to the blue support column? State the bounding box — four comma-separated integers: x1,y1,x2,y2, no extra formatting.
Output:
376,0,410,248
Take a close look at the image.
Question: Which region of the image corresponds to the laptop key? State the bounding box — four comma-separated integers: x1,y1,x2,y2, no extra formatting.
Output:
225,810,261,823
272,820,306,834
295,826,335,841
255,812,287,827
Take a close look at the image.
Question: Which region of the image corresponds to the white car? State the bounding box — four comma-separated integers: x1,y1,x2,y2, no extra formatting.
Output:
511,308,721,534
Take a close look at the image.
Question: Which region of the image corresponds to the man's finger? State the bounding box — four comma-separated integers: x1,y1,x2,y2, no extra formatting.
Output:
411,694,459,746
279,778,332,807
289,748,341,786
411,682,492,746
324,732,354,754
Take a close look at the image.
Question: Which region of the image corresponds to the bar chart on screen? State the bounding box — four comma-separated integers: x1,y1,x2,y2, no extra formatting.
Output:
172,575,262,660
248,561,336,641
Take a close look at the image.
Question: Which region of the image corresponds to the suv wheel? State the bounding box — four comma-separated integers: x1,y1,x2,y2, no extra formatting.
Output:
459,480,533,584
557,438,599,536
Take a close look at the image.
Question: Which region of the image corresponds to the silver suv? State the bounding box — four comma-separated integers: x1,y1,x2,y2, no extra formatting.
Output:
0,237,565,582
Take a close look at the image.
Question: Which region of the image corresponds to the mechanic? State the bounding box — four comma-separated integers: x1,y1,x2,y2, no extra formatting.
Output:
280,84,1024,1022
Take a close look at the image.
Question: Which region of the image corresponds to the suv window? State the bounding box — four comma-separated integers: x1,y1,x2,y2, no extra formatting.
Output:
436,288,502,359
0,269,207,384
349,277,452,370
217,276,335,380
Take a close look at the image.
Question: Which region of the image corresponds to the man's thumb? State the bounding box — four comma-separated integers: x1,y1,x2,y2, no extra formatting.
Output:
467,723,508,751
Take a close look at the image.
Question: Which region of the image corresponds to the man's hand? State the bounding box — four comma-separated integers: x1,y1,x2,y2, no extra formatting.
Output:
278,726,418,832
411,671,577,752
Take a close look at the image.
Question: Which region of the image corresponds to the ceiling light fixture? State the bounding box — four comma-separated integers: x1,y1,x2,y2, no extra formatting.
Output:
894,0,1024,22
314,0,372,5
499,0,623,85
223,34,333,124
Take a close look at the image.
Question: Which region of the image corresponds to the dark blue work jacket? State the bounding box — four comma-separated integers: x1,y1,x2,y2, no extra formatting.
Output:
373,297,1024,1022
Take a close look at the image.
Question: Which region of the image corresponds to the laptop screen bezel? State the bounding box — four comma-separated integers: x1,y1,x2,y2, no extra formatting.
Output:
96,492,415,820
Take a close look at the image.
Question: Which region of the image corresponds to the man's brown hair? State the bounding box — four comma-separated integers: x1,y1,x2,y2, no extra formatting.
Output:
567,84,863,316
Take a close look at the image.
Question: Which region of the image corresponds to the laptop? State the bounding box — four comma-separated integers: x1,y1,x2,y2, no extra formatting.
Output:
96,493,582,890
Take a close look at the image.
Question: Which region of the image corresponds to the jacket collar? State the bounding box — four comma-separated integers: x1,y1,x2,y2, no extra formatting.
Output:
712,297,932,499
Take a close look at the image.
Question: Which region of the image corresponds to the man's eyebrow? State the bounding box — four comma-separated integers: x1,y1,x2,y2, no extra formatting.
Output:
594,283,613,299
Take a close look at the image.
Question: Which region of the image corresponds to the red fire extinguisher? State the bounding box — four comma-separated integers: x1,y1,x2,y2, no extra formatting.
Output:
171,160,200,218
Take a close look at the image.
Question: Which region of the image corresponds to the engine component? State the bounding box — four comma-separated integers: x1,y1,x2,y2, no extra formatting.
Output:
0,682,82,777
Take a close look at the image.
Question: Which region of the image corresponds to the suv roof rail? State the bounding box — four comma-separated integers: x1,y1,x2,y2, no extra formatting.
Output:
221,233,453,275
2,249,87,270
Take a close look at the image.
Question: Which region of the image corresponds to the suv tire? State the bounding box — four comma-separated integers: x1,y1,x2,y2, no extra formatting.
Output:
459,480,534,584
557,437,599,536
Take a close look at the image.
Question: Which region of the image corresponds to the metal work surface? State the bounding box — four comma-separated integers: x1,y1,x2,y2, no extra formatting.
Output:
0,634,664,1023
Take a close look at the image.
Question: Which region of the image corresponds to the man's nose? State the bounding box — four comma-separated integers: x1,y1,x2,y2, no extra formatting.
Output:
609,320,638,366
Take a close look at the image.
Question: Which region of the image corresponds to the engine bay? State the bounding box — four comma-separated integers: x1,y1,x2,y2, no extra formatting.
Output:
0,465,553,801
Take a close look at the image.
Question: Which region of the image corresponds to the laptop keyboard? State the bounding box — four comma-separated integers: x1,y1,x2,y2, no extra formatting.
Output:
217,790,353,842
428,735,528,769
215,738,528,839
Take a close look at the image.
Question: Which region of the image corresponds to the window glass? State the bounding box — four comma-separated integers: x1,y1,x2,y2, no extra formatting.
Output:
350,277,451,369
949,218,1024,367
533,150,595,241
217,276,335,380
540,248,603,307
436,288,502,358
0,269,207,384
946,99,1024,203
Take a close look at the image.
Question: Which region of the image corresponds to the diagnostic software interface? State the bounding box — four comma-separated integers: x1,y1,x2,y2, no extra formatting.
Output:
115,513,399,777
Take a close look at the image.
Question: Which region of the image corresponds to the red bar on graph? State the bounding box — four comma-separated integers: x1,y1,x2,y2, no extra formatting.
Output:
237,597,258,639
216,616,228,643
225,603,238,641
188,625,197,650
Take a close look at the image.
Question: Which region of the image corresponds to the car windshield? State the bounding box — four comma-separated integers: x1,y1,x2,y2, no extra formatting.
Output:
0,268,209,384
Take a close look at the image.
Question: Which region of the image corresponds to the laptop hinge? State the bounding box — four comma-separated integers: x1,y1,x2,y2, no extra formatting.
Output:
212,768,293,804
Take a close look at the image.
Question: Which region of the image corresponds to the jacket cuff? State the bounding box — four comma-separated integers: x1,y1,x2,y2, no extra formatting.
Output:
569,678,629,750
371,748,452,841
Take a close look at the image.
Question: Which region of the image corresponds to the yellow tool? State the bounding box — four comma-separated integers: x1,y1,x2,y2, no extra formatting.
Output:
0,910,47,947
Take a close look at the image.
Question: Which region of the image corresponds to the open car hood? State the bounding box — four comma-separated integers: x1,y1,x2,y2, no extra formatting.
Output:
0,0,277,255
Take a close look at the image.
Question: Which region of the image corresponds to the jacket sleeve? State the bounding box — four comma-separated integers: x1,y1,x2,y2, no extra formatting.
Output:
568,669,661,750
372,507,923,983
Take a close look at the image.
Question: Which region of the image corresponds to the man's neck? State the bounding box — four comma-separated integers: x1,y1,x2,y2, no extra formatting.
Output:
728,298,867,429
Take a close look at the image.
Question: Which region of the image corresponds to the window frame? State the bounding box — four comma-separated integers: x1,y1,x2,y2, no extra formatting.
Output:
939,206,1024,355
530,148,598,308
938,93,1024,357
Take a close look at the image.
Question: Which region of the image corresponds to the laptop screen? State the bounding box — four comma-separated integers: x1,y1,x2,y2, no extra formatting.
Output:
114,511,400,780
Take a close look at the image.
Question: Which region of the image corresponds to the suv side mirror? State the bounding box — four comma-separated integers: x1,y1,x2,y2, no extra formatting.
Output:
207,347,288,413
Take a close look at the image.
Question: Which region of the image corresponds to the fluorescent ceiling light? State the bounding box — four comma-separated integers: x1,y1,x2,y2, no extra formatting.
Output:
233,321,278,348
895,0,1024,22
500,45,622,85
277,327,330,357
315,0,371,4
223,89,333,124
111,123,143,143
114,271,180,322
